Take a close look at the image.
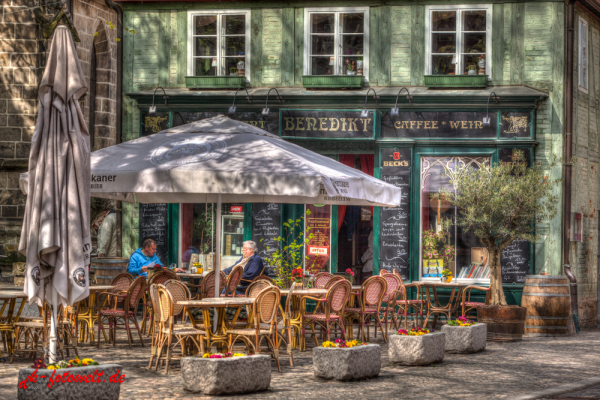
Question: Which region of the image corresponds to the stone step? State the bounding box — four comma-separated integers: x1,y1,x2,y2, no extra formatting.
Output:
0,273,14,283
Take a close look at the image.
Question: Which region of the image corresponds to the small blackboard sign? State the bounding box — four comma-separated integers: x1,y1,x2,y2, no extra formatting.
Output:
379,148,411,280
501,240,530,283
251,203,281,276
139,203,168,266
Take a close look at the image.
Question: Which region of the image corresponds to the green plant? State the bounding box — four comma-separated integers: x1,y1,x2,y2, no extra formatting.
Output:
262,210,320,288
229,67,237,74
422,225,454,265
441,150,561,306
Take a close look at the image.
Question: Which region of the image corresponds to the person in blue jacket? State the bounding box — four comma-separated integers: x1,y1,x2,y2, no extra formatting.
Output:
128,238,183,277
223,240,264,295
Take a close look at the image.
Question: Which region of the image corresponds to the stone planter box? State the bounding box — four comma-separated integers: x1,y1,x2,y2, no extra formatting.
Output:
313,344,381,381
389,332,445,366
18,364,122,400
181,355,271,395
442,323,487,353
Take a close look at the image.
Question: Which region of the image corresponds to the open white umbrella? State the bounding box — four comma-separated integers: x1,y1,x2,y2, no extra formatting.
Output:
18,26,91,363
22,115,401,303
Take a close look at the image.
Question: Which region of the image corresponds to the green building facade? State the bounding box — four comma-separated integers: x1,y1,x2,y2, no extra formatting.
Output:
117,0,600,326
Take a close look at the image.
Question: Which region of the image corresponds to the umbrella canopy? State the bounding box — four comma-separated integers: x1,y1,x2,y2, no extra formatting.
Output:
18,26,91,308
76,114,401,207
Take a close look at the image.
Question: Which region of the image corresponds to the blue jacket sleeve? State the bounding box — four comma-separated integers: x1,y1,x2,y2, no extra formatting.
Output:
223,257,242,275
241,256,263,281
127,253,143,276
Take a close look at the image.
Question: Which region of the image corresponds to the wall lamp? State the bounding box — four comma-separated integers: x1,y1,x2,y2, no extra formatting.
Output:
390,87,413,117
262,88,284,116
148,87,168,116
361,88,380,118
229,88,253,115
483,92,500,127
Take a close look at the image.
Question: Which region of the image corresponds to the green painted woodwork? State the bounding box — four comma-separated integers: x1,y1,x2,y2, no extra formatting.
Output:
281,8,295,87
262,9,283,86
301,75,364,89
523,3,554,90
243,204,252,241
185,76,247,89
158,10,171,88
369,6,379,86
410,5,424,86
294,8,304,87
331,206,338,274
176,11,187,86
373,148,382,275
379,7,392,87
492,4,504,83
390,6,411,85
510,3,525,85
424,75,489,88
167,204,179,266
251,9,263,86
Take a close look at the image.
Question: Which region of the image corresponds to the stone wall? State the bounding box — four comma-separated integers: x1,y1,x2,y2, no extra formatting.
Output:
0,0,117,260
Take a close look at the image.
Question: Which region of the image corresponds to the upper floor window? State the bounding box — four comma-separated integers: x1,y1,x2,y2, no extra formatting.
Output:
579,17,588,92
187,10,251,79
303,7,369,78
425,5,492,77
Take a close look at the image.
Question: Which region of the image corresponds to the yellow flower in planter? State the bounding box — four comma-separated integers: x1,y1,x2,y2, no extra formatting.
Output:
47,366,56,370
322,341,336,348
233,353,245,357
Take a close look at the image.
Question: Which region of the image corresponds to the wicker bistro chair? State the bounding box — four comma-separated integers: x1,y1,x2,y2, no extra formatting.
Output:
155,286,206,374
313,272,334,289
344,276,388,342
143,271,181,335
393,270,427,328
200,270,227,299
97,276,146,348
221,265,244,297
252,274,275,285
234,280,273,326
227,286,282,372
147,284,161,368
461,285,491,318
380,269,390,276
239,265,266,288
299,280,352,351
380,273,404,337
164,280,192,323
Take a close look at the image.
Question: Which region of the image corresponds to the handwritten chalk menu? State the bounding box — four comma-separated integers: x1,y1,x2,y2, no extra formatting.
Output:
501,240,530,283
252,203,281,276
379,148,411,280
139,203,168,266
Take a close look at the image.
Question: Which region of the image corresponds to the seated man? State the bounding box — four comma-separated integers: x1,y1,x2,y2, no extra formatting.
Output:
223,240,264,295
128,238,184,278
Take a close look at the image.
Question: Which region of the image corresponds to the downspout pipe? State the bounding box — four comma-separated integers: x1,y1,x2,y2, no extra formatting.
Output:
564,0,580,333
104,0,123,257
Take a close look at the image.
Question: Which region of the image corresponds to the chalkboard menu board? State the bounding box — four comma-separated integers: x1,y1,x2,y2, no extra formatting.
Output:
501,240,530,283
139,203,168,266
251,203,281,276
379,148,411,280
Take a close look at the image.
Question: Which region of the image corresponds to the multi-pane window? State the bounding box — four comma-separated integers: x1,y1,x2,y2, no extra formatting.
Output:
579,17,588,92
304,7,369,77
425,5,492,77
187,10,250,78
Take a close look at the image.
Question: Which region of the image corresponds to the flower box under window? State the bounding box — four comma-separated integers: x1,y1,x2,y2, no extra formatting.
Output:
185,76,246,89
424,75,488,88
302,75,364,89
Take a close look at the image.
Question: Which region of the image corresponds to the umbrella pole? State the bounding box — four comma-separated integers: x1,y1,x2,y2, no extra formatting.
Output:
213,194,222,333
49,285,58,364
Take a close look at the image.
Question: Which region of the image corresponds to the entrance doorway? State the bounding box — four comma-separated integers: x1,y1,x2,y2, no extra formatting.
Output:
336,154,374,283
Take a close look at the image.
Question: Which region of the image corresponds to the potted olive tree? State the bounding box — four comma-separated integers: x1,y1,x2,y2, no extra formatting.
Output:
442,150,559,340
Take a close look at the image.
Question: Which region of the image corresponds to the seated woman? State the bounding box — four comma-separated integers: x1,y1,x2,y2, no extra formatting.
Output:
223,240,264,295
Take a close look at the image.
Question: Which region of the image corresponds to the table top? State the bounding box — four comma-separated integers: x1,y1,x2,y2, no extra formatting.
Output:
177,272,208,278
88,285,116,292
419,281,469,287
0,291,27,299
284,288,328,296
177,297,254,307
352,285,362,290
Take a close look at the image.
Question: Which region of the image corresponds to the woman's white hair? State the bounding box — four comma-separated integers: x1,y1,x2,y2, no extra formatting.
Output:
243,240,257,252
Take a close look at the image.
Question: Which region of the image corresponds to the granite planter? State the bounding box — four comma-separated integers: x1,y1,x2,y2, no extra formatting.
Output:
389,332,445,366
181,355,271,395
17,364,122,400
442,323,487,353
313,344,381,381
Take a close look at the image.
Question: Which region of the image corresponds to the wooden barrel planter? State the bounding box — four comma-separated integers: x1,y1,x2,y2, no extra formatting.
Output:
90,257,129,285
522,275,570,337
476,305,526,341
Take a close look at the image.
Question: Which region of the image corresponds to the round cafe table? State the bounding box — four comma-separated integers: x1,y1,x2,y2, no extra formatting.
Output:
178,297,254,351
176,272,207,298
78,285,116,343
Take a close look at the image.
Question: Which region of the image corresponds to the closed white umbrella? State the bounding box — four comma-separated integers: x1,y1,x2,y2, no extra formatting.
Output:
18,26,91,363
22,115,401,314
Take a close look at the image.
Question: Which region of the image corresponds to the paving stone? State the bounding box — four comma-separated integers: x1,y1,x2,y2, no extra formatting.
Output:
442,323,487,353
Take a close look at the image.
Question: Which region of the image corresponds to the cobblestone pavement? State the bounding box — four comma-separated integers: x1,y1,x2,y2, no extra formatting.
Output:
1,318,600,400
548,385,600,399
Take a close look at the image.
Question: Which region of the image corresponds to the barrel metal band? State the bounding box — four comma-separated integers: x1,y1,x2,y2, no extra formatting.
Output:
526,316,569,320
522,293,570,297
524,325,567,330
524,283,569,287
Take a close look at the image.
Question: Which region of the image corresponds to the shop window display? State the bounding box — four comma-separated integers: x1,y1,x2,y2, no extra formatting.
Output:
420,156,491,282
305,204,332,274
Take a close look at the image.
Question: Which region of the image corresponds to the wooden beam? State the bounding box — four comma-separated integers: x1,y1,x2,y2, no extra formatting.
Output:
411,5,425,86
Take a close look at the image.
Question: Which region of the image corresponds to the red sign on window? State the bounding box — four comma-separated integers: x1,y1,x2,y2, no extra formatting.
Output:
230,206,243,213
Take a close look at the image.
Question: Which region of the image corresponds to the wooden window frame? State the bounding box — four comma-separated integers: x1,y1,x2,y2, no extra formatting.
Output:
186,9,251,82
303,7,370,80
425,4,492,79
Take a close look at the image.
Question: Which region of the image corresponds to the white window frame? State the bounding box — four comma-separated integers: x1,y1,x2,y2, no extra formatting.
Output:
579,16,588,93
187,9,251,82
425,4,492,80
303,7,370,81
